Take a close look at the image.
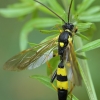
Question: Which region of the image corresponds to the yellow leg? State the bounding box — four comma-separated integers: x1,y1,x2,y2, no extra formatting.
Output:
54,24,63,34
68,82,75,94
51,83,57,91
68,82,75,100
46,61,53,75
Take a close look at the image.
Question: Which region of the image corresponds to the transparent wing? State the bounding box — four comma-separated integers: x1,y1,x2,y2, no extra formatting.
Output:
63,47,74,82
68,39,82,86
28,50,53,70
3,38,57,71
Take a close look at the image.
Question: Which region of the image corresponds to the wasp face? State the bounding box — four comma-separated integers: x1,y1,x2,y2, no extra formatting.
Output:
62,23,74,31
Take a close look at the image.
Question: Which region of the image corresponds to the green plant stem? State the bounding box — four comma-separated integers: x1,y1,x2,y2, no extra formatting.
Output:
74,36,97,100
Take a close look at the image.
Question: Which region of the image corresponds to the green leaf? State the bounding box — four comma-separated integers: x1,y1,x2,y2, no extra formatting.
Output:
80,6,100,15
30,75,79,100
68,95,79,100
74,37,97,100
28,42,38,47
26,18,61,28
77,23,93,33
38,5,54,16
0,6,35,18
30,75,55,90
47,56,59,75
76,0,94,15
21,0,33,3
47,0,64,15
20,24,33,50
34,0,55,16
40,30,59,34
78,13,100,22
20,18,60,50
34,0,65,21
76,53,87,59
76,39,100,53
75,33,90,41
8,2,33,8
40,34,58,43
79,63,97,100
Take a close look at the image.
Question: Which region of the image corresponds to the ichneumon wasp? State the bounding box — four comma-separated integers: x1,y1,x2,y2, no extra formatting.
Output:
3,0,82,100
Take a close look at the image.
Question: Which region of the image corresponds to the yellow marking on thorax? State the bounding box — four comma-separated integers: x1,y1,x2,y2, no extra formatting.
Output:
57,80,68,90
65,29,72,33
68,36,72,43
57,67,67,76
59,42,64,47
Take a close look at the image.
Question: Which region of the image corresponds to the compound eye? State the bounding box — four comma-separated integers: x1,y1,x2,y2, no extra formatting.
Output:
70,24,74,30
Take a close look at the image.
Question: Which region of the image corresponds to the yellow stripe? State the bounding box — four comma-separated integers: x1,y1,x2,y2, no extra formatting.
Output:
57,80,68,90
57,67,67,76
65,29,72,33
68,36,72,43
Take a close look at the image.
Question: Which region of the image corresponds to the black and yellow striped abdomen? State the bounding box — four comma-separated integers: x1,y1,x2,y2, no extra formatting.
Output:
57,67,68,90
57,61,68,100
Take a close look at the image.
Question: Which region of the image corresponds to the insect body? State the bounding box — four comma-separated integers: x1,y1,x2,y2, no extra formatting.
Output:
4,0,82,100
57,60,68,100
51,53,68,100
58,23,74,56
51,23,76,100
33,0,81,99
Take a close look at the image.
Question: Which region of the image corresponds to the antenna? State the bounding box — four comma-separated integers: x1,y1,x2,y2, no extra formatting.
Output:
68,0,73,23
34,0,66,23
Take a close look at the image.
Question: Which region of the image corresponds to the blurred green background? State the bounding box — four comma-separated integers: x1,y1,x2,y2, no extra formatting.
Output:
0,0,100,100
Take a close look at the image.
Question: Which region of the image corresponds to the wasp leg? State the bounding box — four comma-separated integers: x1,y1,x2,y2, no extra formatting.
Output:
68,82,75,100
51,70,57,83
55,24,61,31
68,83,75,94
74,27,78,33
46,61,53,75
55,24,63,34
51,70,57,91
72,26,78,36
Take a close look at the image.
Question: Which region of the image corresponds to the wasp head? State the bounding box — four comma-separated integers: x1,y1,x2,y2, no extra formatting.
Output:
62,23,74,31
